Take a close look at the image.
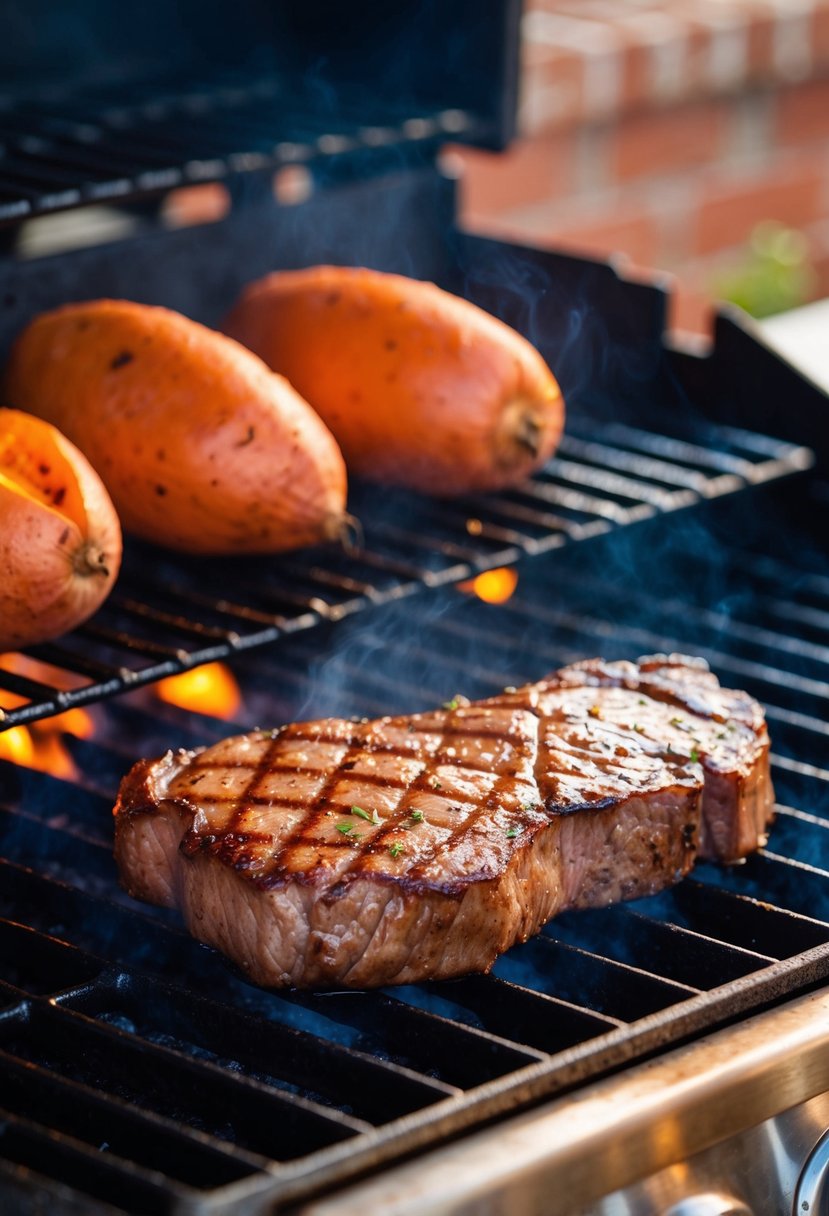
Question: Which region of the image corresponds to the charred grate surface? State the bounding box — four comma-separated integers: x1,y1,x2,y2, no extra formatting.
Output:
0,514,828,1213
0,72,480,226
0,417,812,732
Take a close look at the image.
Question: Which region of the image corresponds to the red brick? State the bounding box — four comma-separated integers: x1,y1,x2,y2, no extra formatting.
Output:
776,76,829,146
683,8,750,96
695,158,826,254
539,4,657,113
451,136,576,222
669,280,717,337
743,7,776,81
516,207,662,269
519,41,586,134
813,2,829,67
610,99,729,181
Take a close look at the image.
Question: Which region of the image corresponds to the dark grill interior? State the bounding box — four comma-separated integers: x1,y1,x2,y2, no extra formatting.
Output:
2,475,828,1213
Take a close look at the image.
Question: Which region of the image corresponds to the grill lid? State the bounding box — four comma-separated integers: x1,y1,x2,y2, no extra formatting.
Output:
0,0,520,227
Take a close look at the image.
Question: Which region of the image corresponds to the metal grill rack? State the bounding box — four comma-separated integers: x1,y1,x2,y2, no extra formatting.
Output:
0,415,812,732
1,514,828,1214
0,74,480,227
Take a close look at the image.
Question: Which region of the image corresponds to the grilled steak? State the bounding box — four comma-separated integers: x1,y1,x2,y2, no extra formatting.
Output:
494,654,774,863
113,655,774,989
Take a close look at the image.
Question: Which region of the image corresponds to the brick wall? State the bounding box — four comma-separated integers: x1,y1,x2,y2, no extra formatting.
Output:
448,0,829,337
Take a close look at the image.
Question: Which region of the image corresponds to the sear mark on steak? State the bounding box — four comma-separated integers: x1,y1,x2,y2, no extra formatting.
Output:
113,654,774,989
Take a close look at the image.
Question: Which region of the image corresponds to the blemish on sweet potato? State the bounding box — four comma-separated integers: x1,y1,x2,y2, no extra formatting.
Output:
4,299,348,555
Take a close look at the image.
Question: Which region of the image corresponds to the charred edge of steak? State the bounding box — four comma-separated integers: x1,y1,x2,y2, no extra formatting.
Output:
534,656,775,861
112,658,771,988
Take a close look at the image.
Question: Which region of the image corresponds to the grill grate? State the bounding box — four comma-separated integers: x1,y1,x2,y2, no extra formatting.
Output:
0,73,480,226
0,416,812,733
1,511,828,1214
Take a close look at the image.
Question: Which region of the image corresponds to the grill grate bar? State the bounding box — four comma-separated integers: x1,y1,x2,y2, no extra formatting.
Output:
770,753,829,784
111,596,243,644
0,668,61,702
642,878,829,956
365,521,487,566
3,1000,373,1154
0,418,810,732
286,991,546,1089
23,642,127,683
777,803,829,830
558,434,735,495
0,1047,261,1188
507,549,829,654
0,1106,195,1216
493,935,701,1024
579,420,813,479
545,905,776,991
0,80,479,223
65,971,461,1125
495,596,829,707
0,865,488,1113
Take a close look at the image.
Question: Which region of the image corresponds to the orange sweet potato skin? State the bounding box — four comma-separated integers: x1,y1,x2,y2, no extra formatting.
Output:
3,300,348,555
224,266,564,496
0,407,122,650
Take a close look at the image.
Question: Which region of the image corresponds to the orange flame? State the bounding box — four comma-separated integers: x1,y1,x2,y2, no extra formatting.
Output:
156,662,242,720
0,654,95,779
0,707,94,779
459,567,519,605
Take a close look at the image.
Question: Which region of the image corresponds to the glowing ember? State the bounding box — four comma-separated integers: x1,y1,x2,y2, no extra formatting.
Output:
156,662,242,720
459,567,519,605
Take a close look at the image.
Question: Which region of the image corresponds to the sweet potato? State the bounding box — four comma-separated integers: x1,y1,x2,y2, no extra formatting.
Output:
224,265,564,495
0,407,122,651
4,300,348,555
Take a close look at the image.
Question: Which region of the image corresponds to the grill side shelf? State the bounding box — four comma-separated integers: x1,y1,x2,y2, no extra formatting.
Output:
0,419,813,731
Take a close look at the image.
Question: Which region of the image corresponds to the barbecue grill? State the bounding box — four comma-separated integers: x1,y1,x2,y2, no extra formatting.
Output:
2,3,829,1214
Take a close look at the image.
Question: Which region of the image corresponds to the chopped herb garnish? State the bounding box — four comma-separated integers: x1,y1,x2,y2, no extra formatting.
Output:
410,810,424,823
429,776,443,789
670,717,684,728
389,841,405,858
690,748,700,763
350,805,372,821
442,698,460,711
336,822,356,835
638,698,647,706
633,723,644,733
717,731,726,739
506,826,522,838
